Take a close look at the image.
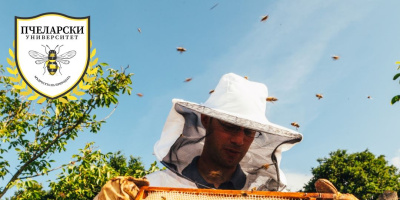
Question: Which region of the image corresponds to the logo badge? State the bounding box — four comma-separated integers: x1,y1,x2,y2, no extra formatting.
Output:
15,13,90,99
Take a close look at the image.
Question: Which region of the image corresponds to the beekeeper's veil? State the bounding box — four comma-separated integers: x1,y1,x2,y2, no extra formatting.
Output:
153,73,302,191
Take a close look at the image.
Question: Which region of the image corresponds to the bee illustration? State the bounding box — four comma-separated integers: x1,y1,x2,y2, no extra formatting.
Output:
266,97,278,102
316,94,323,100
291,122,300,130
29,45,76,75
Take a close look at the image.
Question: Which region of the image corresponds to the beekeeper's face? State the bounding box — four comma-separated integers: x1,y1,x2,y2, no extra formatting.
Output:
201,115,255,168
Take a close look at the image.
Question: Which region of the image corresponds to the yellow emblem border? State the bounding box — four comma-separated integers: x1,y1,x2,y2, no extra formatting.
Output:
6,40,99,103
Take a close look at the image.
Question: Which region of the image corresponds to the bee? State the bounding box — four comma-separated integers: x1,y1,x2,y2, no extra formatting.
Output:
291,122,300,130
255,163,272,171
29,45,76,75
210,3,219,10
261,15,269,22
209,89,215,94
136,93,143,97
332,55,340,60
261,163,270,170
244,76,249,80
266,97,278,102
137,28,142,33
316,94,323,100
176,47,186,53
367,96,372,99
184,77,192,82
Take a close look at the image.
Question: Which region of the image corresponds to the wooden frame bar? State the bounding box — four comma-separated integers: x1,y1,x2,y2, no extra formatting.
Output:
135,186,337,200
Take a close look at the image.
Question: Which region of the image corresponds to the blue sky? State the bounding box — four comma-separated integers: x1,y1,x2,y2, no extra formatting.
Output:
1,0,400,193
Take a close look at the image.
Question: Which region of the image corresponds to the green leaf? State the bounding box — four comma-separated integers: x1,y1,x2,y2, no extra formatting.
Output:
391,95,400,105
393,73,400,80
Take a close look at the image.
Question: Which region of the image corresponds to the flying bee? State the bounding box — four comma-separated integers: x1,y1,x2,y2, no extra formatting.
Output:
332,55,340,60
176,47,186,53
184,77,192,82
316,94,323,100
261,15,269,22
291,122,300,130
29,45,76,75
266,96,278,102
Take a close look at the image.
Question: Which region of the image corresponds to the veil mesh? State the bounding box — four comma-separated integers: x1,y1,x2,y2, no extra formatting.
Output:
160,104,302,191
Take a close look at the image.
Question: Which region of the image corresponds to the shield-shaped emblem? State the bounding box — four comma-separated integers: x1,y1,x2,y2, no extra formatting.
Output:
15,13,90,99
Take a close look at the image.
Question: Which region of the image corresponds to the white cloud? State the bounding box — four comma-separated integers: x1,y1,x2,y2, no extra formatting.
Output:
284,172,312,192
391,157,400,168
390,149,400,168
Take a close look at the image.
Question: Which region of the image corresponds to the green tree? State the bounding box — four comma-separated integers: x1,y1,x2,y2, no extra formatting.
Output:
8,143,160,200
108,151,160,178
0,61,133,198
303,149,400,200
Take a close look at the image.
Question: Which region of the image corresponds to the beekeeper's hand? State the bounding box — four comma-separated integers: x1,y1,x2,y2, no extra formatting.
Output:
94,176,149,200
315,179,358,200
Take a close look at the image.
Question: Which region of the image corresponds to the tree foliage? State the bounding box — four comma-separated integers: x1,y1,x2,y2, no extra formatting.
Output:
303,149,400,200
0,62,133,198
8,143,161,200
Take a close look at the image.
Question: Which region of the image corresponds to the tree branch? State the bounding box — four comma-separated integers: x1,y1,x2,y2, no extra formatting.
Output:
0,102,95,198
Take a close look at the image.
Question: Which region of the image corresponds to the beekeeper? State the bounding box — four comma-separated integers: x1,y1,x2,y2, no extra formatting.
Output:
95,73,303,200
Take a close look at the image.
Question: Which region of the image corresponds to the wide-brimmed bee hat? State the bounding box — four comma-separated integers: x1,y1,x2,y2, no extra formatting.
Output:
153,73,303,191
